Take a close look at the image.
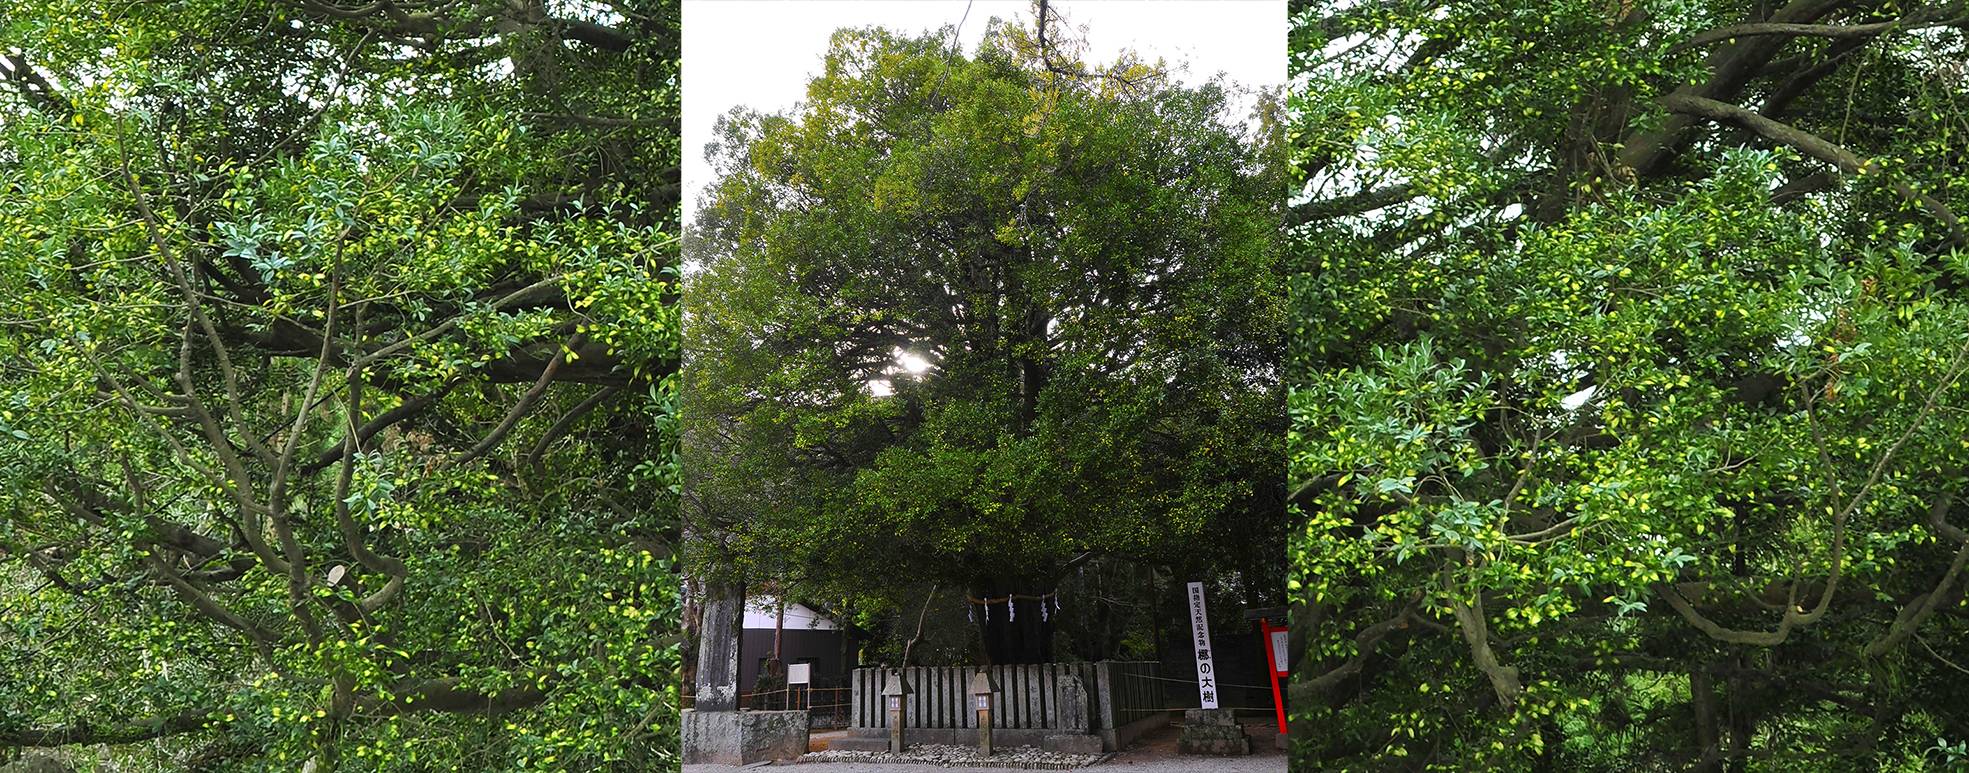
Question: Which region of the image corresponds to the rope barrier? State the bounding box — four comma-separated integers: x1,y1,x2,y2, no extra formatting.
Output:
965,591,1063,622
964,591,1059,604
1126,672,1279,691
1117,706,1280,713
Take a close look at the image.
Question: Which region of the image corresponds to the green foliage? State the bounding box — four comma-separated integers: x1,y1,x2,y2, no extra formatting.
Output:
1290,0,1969,770
685,11,1285,664
1,0,681,769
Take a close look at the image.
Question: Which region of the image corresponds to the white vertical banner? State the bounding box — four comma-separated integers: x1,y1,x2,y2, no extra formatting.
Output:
1186,581,1218,709
1269,629,1289,675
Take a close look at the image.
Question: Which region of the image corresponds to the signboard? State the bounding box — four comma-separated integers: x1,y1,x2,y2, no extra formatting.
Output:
1186,581,1218,709
1269,629,1288,676
787,663,811,685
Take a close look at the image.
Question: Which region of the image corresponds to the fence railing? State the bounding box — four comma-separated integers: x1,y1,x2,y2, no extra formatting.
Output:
681,685,855,729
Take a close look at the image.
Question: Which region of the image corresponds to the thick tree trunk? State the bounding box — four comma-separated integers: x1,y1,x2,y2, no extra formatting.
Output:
1691,670,1723,773
694,579,745,712
1725,664,1754,773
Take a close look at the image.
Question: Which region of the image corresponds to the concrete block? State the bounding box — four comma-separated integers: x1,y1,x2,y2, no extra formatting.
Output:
682,710,810,765
1043,734,1104,755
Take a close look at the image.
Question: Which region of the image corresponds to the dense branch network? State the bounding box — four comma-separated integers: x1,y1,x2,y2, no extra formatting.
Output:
1289,0,1969,766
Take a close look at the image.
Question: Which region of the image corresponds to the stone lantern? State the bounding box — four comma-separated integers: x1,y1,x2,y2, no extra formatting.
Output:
882,672,911,753
970,671,999,756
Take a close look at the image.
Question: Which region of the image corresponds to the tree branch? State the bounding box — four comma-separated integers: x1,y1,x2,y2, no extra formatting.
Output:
1288,600,1425,707
0,708,217,748
1661,93,1969,247
1863,534,1969,657
454,332,585,466
1670,9,1969,53
1290,183,1415,226
302,383,456,476
1618,0,1853,175
521,385,623,469
361,677,552,715
1445,566,1522,710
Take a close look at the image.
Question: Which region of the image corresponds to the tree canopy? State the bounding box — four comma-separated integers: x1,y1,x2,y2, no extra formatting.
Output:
684,11,1286,666
1,0,680,769
1288,0,1969,770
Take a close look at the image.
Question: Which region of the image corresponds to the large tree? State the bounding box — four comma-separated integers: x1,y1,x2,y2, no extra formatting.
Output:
0,0,680,769
1289,0,1969,770
685,11,1286,666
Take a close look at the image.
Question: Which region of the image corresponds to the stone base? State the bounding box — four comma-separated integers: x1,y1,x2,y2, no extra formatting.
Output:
1177,709,1251,757
1185,708,1239,726
682,710,811,765
827,737,893,753
1043,734,1104,754
845,727,1093,749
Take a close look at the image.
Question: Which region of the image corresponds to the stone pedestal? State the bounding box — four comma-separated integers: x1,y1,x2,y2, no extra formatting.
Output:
682,709,810,765
1176,708,1251,756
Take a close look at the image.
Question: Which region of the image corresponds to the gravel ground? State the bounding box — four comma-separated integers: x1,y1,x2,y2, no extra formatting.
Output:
683,717,1289,773
682,758,1286,773
791,744,1109,769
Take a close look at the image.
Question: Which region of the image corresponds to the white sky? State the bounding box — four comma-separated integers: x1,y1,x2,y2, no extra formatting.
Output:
682,0,1287,226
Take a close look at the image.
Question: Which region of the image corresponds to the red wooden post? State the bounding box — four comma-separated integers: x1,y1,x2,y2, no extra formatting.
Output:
1261,618,1288,736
